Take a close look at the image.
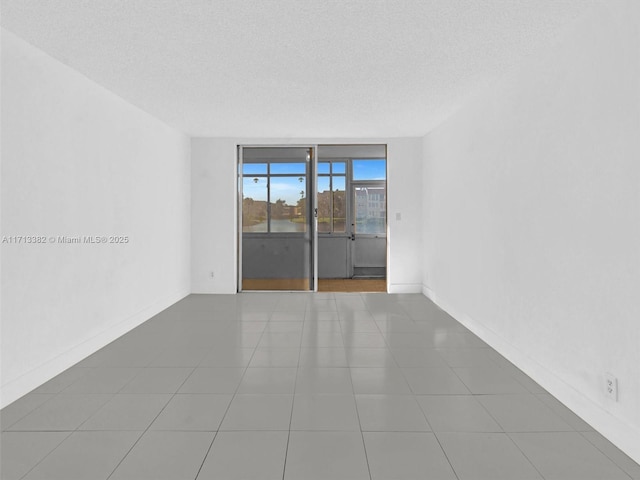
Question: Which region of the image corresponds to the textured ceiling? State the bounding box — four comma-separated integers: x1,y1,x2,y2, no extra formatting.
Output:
1,0,597,137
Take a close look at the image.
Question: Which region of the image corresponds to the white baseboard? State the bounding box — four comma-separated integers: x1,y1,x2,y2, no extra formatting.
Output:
0,289,189,409
388,283,423,294
423,288,640,465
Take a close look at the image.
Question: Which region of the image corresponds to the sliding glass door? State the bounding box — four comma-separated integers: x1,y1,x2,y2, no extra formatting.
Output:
316,146,387,280
239,147,315,291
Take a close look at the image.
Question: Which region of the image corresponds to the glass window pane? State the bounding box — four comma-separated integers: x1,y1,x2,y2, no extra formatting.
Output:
270,162,306,175
332,176,346,233
318,162,330,174
243,163,267,175
332,162,346,174
317,177,331,233
353,159,386,180
243,177,268,232
269,176,306,232
354,186,386,234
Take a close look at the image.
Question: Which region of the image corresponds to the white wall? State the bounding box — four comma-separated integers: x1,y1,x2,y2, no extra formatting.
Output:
191,137,423,294
1,30,191,408
422,1,639,461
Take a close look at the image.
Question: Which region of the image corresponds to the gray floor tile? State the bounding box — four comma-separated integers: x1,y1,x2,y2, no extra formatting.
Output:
109,430,214,480
227,321,267,333
335,296,368,311
536,394,594,431
302,321,342,333
436,348,501,368
340,319,381,333
179,367,245,393
438,432,542,479
383,332,432,348
478,394,574,432
198,431,288,480
264,322,304,333
453,367,529,394
8,394,112,431
339,306,378,318
371,312,414,324
249,347,300,367
306,299,337,312
220,394,293,430
303,331,347,348
510,432,631,479
62,368,140,394
356,395,430,432
149,347,210,367
150,394,232,431
306,311,340,322
211,331,263,348
350,367,411,394
119,367,193,393
237,367,297,394
271,311,306,322
389,348,450,368
238,311,272,322
364,432,457,479
417,395,502,432
258,332,303,348
0,432,69,480
375,316,421,334
346,348,398,367
198,347,254,367
298,347,349,367
0,394,53,430
22,431,141,480
295,367,353,394
291,394,360,431
284,431,369,480
343,332,386,348
79,394,171,430
79,347,158,368
402,367,470,394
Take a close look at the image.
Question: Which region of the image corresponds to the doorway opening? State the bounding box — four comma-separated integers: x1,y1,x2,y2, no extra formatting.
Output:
237,144,387,292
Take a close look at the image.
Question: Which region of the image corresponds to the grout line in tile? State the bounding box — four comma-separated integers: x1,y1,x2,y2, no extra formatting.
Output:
503,431,564,480
339,305,372,480
577,431,637,480
280,304,306,480
3,430,74,480
104,364,203,479
430,431,461,480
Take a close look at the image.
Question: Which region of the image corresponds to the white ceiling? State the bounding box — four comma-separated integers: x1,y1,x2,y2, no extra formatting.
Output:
1,0,597,137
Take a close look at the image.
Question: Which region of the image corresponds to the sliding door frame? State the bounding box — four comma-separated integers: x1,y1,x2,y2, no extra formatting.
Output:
237,144,318,293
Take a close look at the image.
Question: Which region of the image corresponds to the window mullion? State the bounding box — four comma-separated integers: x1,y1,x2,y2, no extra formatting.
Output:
267,163,271,233
329,170,334,233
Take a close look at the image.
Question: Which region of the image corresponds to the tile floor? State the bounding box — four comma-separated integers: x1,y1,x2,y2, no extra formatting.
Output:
2,293,639,480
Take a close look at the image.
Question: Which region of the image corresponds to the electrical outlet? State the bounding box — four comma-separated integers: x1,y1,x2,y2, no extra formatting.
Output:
604,373,618,401
210,271,215,279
